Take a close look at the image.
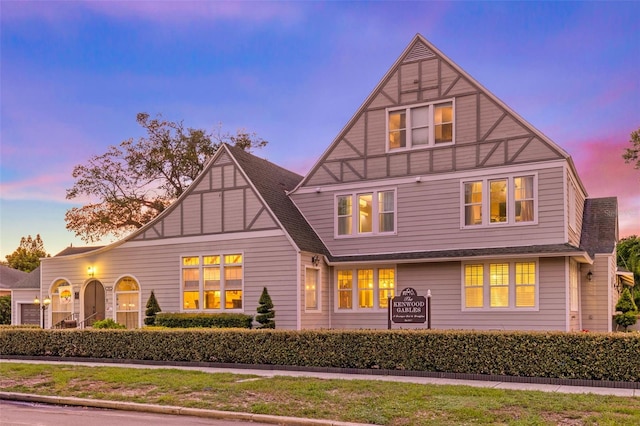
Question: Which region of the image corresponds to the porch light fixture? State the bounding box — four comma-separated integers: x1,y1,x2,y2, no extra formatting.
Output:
34,295,51,328
587,270,593,282
311,255,320,267
87,266,95,277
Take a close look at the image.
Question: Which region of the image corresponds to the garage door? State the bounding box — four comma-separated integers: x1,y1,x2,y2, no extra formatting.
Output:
20,304,40,325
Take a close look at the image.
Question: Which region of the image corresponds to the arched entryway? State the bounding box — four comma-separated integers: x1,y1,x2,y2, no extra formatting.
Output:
83,280,105,327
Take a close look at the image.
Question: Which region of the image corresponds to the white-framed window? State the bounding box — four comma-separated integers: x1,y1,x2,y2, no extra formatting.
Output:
336,267,395,311
181,253,243,311
336,189,396,237
305,267,320,311
115,276,140,329
387,100,454,150
569,260,579,312
461,174,537,227
50,279,73,326
462,260,538,310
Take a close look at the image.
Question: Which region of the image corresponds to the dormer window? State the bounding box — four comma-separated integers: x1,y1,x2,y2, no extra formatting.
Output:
387,100,454,151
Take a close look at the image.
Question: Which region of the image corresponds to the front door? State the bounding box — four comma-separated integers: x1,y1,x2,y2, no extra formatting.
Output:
84,280,105,327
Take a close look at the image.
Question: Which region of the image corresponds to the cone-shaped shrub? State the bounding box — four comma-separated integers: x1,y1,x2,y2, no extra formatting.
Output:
144,290,162,326
256,287,275,329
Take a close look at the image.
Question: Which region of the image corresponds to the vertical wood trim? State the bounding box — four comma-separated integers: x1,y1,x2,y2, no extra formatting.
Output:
437,59,442,97
243,188,247,230
364,111,368,179
221,169,225,232
418,60,423,102
200,193,204,235
476,93,481,142
180,200,184,236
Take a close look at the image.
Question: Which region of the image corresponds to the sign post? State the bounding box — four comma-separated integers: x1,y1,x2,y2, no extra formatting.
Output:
391,287,427,324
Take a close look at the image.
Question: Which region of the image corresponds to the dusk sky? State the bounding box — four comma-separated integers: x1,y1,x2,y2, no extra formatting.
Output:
1,1,639,259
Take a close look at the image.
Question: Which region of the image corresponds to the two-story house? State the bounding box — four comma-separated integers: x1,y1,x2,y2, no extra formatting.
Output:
32,34,621,332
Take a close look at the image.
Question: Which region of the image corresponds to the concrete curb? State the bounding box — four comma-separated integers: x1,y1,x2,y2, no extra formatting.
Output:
0,392,371,426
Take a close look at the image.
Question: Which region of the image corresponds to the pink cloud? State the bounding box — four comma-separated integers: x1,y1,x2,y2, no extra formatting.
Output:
3,1,304,25
572,134,640,238
0,171,73,202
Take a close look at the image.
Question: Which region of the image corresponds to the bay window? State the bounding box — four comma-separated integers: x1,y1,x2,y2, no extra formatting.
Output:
182,253,243,311
388,100,454,150
463,260,538,310
461,175,536,227
336,189,396,237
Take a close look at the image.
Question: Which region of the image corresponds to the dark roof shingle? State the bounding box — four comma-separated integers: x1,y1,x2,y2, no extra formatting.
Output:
580,197,618,257
226,144,328,255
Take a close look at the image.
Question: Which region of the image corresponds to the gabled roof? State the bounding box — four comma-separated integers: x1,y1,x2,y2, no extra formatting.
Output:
226,144,329,255
11,266,40,289
292,33,574,192
54,246,104,257
580,197,618,257
0,265,29,289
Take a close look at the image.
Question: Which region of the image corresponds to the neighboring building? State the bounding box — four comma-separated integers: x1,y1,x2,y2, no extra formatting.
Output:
36,34,623,332
1,265,39,325
0,265,28,297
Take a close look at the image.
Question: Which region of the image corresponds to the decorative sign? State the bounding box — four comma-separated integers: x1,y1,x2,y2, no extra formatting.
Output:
391,287,427,323
59,285,72,304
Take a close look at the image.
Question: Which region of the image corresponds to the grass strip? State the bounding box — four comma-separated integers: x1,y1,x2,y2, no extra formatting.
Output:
1,362,638,425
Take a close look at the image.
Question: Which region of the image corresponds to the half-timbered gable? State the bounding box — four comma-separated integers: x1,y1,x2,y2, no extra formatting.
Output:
300,35,567,187
131,150,282,242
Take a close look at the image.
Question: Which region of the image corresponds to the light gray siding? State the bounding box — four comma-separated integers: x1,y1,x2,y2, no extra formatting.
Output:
293,166,567,257
580,258,612,332
40,233,300,329
329,257,568,331
299,253,331,329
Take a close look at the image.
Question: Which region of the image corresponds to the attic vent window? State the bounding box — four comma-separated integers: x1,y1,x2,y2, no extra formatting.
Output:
404,42,436,62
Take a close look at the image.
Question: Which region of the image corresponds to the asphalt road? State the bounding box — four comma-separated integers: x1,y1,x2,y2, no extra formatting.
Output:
0,400,271,426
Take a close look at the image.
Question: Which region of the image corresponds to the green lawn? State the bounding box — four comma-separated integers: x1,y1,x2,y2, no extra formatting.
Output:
1,362,638,425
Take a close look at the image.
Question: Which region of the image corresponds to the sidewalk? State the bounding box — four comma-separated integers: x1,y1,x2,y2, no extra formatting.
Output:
1,358,638,425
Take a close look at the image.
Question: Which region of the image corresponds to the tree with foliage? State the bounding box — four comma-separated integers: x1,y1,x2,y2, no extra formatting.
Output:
614,288,638,332
0,295,11,325
4,234,50,272
622,127,640,169
256,287,275,329
65,113,267,242
617,235,640,306
144,290,162,326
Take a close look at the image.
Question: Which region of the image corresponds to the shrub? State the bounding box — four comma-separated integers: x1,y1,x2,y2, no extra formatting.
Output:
144,291,161,326
155,312,253,329
615,288,638,331
2,329,639,382
0,295,11,325
256,287,275,329
93,318,126,329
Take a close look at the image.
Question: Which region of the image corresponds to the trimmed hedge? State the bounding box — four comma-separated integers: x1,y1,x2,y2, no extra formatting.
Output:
1,328,638,382
154,312,253,329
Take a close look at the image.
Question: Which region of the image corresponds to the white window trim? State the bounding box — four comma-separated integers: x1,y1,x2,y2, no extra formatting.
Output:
179,252,245,312
460,173,538,229
386,99,455,152
334,188,397,238
304,266,321,313
334,266,396,312
568,179,577,232
461,259,539,311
